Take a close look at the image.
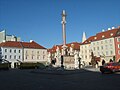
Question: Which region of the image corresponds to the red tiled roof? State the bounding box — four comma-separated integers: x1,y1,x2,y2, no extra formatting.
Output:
48,42,81,53
82,28,119,45
82,36,95,45
21,41,46,49
95,28,118,41
0,41,22,48
0,41,46,49
66,42,81,50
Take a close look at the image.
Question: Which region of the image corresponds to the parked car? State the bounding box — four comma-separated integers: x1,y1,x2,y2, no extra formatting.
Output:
100,62,120,74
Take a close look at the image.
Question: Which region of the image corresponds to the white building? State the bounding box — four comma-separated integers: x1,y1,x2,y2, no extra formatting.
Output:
80,36,94,66
0,40,47,68
22,40,47,63
0,41,23,68
90,28,118,64
80,28,119,66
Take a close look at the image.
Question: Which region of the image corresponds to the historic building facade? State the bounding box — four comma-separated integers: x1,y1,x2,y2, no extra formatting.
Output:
114,28,120,62
0,41,23,68
80,27,120,66
48,42,81,68
0,40,47,68
22,40,47,63
80,36,94,66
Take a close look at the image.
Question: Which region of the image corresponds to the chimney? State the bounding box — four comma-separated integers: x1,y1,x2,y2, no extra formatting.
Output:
2,40,6,42
30,40,33,42
108,28,111,30
111,27,115,29
102,29,105,32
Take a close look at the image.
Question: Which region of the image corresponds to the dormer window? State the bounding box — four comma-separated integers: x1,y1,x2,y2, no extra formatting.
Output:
102,35,105,38
110,33,113,36
94,37,97,40
71,44,74,48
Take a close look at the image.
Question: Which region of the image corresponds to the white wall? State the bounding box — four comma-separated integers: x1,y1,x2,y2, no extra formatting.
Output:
1,47,23,62
23,48,47,63
80,44,91,65
1,47,23,68
91,38,115,62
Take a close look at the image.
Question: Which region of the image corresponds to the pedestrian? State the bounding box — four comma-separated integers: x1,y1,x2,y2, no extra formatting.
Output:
109,59,113,62
102,59,105,65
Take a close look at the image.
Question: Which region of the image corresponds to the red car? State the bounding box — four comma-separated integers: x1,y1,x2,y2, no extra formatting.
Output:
100,62,120,74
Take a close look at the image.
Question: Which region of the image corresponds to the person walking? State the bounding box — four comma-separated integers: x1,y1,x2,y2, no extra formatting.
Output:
102,59,105,65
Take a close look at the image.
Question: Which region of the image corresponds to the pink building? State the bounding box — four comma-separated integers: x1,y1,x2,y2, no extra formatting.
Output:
115,28,120,62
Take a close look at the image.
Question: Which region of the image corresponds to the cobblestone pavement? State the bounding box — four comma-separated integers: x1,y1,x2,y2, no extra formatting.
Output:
0,69,120,90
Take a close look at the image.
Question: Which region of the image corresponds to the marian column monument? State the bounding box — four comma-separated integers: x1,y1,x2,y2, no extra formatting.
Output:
61,10,67,55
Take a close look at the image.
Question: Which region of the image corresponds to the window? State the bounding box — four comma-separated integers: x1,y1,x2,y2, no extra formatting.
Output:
97,42,99,44
110,51,113,55
37,51,39,54
5,55,7,59
26,56,28,59
106,51,108,55
37,56,39,59
105,40,107,43
101,41,103,44
105,45,108,49
14,50,16,53
118,44,120,48
32,55,34,59
19,56,21,59
10,55,12,59
110,44,113,49
14,55,16,59
118,50,120,55
19,50,21,53
43,55,45,59
97,47,99,50
10,49,12,53
110,39,112,43
85,55,87,59
93,47,95,51
5,49,7,52
101,46,103,50
117,38,120,42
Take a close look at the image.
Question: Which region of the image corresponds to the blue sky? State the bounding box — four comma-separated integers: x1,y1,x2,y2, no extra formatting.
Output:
0,0,120,48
